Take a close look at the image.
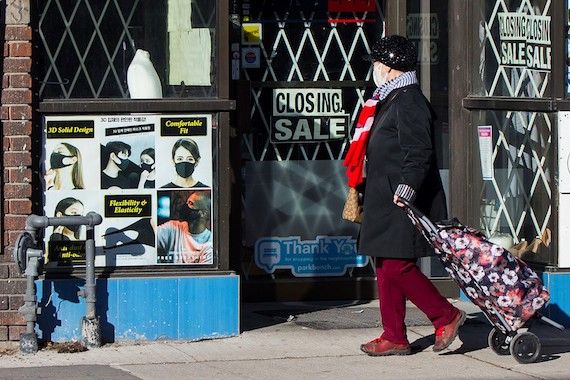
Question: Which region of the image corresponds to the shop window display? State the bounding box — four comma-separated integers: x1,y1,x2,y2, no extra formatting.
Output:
37,0,216,99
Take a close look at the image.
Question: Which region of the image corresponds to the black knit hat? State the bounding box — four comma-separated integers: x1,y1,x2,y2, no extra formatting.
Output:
368,35,417,72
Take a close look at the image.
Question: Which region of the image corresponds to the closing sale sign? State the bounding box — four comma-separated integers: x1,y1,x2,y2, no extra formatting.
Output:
498,12,551,70
271,89,349,143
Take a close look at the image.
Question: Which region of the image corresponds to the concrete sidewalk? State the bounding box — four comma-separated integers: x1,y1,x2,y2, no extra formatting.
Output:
0,300,569,380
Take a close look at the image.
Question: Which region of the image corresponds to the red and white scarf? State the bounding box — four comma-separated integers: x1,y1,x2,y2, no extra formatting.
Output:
343,71,418,188
342,96,379,188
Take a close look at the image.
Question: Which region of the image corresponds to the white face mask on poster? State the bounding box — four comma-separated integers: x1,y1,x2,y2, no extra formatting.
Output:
373,64,389,87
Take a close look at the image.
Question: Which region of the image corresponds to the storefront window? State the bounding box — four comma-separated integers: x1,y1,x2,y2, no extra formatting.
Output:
43,113,219,269
406,0,449,170
37,0,216,99
474,0,551,98
473,110,554,265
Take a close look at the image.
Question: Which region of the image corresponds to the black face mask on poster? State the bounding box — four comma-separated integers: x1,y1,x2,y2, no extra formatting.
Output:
50,152,74,169
175,162,195,178
180,207,202,223
62,215,82,237
141,162,154,172
114,155,130,171
53,233,71,241
101,218,155,249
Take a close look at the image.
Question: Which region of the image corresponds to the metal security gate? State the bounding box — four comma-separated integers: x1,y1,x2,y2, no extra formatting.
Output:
37,0,217,99
477,0,552,242
461,0,555,266
235,1,386,300
240,4,383,162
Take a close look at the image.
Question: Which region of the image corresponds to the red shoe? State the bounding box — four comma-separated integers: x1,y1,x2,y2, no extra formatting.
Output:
360,337,411,356
433,310,467,352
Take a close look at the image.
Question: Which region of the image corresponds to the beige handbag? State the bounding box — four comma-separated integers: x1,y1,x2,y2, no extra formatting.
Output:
342,187,363,223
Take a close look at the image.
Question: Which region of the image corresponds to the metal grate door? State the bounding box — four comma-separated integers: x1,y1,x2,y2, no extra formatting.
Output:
238,2,384,280
241,3,384,162
474,0,553,260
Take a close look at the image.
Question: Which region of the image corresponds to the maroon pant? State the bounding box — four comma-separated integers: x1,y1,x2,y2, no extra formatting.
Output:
375,258,458,345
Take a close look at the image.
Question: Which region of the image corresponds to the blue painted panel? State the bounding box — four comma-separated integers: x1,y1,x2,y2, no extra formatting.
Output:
36,279,85,341
177,276,239,339
116,278,179,340
35,275,239,342
543,272,570,327
97,279,119,341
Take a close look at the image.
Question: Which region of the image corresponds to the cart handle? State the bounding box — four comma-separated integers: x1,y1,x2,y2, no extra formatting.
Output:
398,198,440,237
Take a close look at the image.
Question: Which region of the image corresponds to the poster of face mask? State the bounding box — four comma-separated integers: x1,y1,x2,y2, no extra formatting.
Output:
43,114,214,268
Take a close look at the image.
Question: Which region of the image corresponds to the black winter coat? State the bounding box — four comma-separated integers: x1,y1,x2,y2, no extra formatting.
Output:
358,84,447,259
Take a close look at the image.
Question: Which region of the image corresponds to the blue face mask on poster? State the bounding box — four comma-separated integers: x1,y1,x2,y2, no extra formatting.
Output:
175,161,195,178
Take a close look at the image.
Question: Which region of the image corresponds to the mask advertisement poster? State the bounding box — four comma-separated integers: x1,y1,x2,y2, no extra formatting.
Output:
43,114,214,268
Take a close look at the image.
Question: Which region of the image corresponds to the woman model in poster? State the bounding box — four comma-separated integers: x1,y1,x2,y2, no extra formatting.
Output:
50,197,84,241
138,148,156,189
161,138,207,188
45,143,85,190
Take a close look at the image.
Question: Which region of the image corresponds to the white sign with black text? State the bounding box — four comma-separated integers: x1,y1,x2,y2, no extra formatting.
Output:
271,89,349,143
498,12,551,71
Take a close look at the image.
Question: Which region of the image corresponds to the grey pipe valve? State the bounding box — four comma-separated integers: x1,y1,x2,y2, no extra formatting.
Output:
13,212,103,353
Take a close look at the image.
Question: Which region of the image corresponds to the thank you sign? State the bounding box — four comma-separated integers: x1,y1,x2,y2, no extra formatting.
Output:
271,89,349,143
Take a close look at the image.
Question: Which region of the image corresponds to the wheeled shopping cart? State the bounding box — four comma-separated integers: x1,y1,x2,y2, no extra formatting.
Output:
400,199,564,364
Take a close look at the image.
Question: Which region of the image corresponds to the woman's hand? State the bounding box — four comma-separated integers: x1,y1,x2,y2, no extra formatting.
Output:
393,194,405,208
138,170,150,189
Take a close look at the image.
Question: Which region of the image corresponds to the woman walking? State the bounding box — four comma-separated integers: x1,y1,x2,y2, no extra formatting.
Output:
344,35,466,356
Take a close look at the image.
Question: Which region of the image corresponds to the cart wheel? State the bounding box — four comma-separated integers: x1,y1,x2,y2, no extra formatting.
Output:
509,332,541,364
488,328,510,355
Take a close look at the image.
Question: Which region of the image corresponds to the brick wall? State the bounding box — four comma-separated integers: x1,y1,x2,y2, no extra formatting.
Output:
1,0,32,341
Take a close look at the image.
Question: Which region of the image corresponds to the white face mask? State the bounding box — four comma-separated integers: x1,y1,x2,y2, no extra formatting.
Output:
373,65,388,87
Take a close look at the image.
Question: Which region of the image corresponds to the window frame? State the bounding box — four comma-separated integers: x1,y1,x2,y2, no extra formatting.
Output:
36,0,235,277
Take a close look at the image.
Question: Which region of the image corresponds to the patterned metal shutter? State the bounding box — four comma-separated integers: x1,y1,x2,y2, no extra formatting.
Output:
475,0,552,252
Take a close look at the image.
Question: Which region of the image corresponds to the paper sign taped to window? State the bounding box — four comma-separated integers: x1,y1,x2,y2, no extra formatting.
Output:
478,125,494,180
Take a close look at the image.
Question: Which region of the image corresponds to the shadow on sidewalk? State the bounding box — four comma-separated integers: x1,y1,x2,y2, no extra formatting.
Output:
241,300,440,332
409,313,491,353
426,312,570,363
241,300,376,331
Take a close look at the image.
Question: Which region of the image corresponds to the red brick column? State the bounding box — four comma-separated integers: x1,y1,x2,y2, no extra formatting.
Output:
1,0,32,341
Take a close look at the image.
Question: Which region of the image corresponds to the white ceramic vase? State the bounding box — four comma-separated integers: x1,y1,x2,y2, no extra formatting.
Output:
127,49,163,99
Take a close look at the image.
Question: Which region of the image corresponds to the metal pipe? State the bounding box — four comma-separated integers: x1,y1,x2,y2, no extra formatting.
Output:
26,213,103,229
19,247,43,353
18,212,103,350
540,315,565,330
84,225,96,319
23,264,37,334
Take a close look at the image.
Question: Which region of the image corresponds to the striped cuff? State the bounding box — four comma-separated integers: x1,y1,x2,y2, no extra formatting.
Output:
395,183,416,202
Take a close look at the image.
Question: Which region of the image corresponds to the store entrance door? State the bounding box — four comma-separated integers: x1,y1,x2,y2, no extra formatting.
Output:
232,0,456,301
